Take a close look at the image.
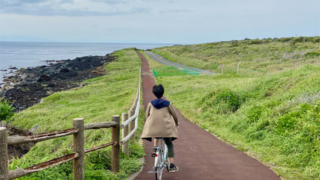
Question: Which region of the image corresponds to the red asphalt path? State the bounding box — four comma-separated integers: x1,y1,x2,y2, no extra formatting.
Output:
135,51,280,180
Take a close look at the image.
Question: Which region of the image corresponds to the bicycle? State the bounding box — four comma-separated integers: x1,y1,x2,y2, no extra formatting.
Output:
148,138,170,180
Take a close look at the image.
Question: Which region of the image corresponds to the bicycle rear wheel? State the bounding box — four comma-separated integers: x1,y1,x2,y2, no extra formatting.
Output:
155,149,163,180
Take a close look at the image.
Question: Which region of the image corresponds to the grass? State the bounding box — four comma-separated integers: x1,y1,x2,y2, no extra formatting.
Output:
9,49,145,180
152,36,320,76
144,38,320,180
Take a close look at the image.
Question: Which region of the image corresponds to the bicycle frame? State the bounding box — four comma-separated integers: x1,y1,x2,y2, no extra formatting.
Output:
154,139,168,170
148,138,169,180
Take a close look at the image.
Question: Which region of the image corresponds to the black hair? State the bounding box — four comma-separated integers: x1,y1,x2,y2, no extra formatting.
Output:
152,84,164,98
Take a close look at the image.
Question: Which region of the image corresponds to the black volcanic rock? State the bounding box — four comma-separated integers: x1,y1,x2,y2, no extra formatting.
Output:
37,75,51,82
47,83,55,87
60,68,70,73
1,54,115,111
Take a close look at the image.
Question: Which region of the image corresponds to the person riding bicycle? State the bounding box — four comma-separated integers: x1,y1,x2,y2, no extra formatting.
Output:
141,84,179,172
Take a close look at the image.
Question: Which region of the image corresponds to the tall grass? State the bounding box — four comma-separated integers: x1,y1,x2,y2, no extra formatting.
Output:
9,49,145,180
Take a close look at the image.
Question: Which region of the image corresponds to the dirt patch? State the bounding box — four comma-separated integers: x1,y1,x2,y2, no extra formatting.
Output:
6,126,34,160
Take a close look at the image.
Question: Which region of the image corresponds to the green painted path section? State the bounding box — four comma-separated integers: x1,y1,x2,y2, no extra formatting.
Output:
144,51,215,75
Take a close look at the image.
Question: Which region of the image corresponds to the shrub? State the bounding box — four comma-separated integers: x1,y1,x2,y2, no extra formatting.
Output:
247,105,264,122
290,40,296,49
209,63,219,70
280,37,293,42
276,113,298,134
295,36,305,42
199,89,247,114
0,100,16,126
305,51,320,58
231,40,239,47
214,89,246,112
313,36,320,43
248,39,263,45
276,103,313,135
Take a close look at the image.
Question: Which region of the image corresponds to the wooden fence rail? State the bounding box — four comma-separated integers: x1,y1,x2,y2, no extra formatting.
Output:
0,69,141,180
0,117,120,180
120,68,141,156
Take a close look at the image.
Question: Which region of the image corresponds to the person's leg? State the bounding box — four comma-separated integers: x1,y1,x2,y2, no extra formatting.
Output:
164,138,178,172
163,138,174,163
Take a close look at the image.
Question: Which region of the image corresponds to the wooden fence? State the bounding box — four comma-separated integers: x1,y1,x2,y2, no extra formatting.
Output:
120,68,141,156
0,69,141,180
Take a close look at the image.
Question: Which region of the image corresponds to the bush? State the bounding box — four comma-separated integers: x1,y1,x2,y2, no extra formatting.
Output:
247,105,264,122
209,63,219,70
295,36,305,42
231,40,239,47
313,36,320,43
280,37,294,42
248,39,263,45
0,100,15,126
202,89,247,113
276,103,314,135
290,40,297,49
276,113,298,134
305,51,320,58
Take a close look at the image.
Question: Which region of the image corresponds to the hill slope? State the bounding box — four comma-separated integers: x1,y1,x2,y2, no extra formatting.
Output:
153,36,320,76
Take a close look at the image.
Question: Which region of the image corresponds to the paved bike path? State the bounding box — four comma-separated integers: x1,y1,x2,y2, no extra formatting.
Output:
144,51,215,75
135,51,280,180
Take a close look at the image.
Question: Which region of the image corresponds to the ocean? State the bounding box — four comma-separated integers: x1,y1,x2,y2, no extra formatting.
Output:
0,42,171,84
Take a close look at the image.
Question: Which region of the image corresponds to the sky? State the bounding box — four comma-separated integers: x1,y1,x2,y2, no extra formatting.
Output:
0,0,319,44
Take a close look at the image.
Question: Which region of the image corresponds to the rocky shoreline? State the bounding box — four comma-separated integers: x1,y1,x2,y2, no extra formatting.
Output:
1,54,115,111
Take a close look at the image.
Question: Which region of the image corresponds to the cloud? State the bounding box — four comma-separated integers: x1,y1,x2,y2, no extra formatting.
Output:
0,0,190,16
89,0,127,5
1,0,51,5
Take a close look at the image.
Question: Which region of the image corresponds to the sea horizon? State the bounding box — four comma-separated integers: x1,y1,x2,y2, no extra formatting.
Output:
0,41,175,45
0,41,173,84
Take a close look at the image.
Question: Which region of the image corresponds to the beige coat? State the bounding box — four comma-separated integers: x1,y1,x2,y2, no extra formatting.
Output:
141,102,178,139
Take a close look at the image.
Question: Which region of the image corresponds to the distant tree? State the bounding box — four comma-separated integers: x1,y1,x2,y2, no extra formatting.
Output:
0,100,15,127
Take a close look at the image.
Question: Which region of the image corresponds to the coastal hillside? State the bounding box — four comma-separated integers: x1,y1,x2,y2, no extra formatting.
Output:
8,49,145,180
153,36,320,75
143,37,320,180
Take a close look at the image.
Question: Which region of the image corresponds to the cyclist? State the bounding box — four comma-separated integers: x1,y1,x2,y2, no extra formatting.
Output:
141,84,179,172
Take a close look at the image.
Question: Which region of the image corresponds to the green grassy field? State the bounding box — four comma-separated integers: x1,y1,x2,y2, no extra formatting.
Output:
143,37,320,180
153,36,320,76
9,49,145,180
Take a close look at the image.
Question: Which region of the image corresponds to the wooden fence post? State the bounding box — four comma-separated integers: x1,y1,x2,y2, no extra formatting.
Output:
122,113,129,156
112,115,120,173
128,110,135,143
73,118,84,180
0,127,8,180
